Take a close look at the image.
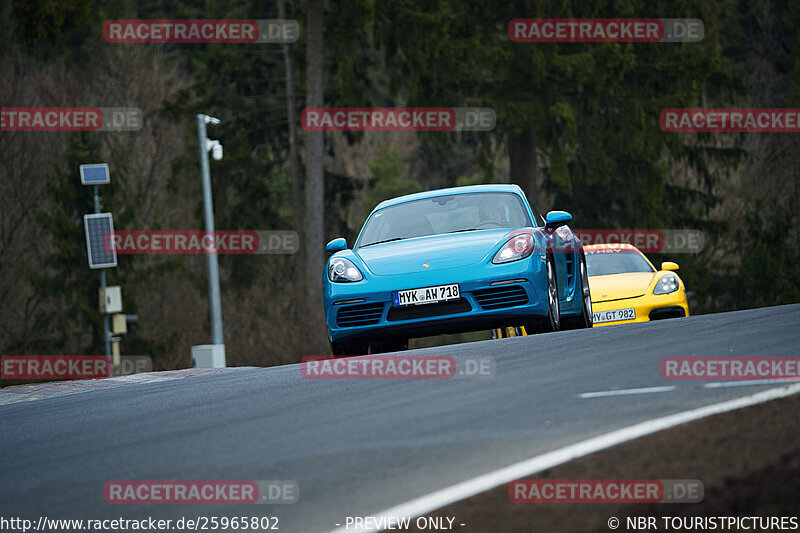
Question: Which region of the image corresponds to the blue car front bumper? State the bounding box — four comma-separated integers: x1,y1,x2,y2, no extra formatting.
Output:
323,256,549,342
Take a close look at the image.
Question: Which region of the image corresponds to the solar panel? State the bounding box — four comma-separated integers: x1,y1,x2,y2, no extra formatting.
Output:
80,163,110,185
84,213,117,269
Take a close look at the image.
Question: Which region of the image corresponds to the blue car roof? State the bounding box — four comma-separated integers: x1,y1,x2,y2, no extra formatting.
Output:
374,184,527,210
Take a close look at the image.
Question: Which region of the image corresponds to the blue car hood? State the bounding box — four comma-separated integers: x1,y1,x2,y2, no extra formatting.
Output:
355,230,510,275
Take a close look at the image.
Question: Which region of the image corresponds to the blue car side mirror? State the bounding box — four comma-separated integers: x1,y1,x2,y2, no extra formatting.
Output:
544,210,573,230
325,237,347,253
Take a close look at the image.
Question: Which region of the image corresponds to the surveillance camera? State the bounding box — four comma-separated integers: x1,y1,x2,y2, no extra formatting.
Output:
206,139,223,160
205,116,221,125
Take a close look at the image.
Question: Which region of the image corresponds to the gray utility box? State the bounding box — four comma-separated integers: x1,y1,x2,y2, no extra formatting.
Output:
99,286,123,314
192,344,226,368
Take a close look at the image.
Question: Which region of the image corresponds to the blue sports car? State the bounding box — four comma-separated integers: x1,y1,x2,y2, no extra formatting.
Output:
323,184,592,355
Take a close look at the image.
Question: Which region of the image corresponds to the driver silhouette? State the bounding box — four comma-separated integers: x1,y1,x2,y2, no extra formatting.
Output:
479,198,506,224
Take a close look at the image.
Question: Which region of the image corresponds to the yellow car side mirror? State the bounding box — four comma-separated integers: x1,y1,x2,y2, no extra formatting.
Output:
661,261,679,271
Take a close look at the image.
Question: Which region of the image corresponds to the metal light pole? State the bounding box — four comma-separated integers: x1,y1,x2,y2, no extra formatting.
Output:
94,186,112,358
196,114,225,364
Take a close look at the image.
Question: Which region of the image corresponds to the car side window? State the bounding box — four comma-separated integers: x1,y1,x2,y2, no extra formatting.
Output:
528,202,544,227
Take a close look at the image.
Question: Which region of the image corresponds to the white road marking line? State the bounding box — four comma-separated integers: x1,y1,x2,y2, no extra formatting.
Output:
579,386,676,398
704,378,800,388
327,383,800,533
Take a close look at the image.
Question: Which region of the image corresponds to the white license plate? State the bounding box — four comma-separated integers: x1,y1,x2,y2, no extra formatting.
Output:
392,283,460,306
593,307,636,324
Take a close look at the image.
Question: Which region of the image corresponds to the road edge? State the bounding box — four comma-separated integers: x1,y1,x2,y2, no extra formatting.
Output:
328,382,800,532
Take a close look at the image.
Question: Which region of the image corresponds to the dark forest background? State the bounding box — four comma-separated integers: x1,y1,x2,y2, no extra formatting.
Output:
1,0,799,368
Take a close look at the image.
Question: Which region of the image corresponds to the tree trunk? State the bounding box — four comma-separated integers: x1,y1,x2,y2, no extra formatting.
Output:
509,128,539,205
305,0,326,350
278,0,302,238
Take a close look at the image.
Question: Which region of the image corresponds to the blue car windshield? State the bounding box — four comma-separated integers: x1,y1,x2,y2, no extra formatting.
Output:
585,249,655,275
357,192,533,247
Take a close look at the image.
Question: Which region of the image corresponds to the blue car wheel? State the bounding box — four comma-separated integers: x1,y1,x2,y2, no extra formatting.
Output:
527,253,560,333
562,252,593,330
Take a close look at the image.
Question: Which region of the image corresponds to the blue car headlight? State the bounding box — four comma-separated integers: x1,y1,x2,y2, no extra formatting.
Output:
492,233,535,264
654,274,679,295
328,257,363,282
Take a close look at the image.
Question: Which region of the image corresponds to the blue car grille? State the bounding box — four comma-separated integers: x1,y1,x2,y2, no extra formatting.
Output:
473,285,528,310
337,302,385,327
387,298,471,321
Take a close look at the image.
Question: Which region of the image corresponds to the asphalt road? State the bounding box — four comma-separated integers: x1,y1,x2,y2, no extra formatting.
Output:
2,304,799,532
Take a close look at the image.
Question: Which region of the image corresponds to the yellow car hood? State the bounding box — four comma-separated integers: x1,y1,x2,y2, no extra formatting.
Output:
588,272,655,302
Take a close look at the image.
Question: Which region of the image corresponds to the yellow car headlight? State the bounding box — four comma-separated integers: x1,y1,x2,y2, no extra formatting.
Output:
654,274,679,295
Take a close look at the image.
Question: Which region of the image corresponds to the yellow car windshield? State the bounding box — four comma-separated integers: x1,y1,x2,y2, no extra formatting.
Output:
586,250,655,276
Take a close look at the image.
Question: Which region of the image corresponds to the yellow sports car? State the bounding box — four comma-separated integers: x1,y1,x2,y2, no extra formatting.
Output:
584,243,689,327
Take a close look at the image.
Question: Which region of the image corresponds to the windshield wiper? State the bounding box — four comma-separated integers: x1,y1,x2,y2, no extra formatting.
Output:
447,228,480,233
360,237,403,248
